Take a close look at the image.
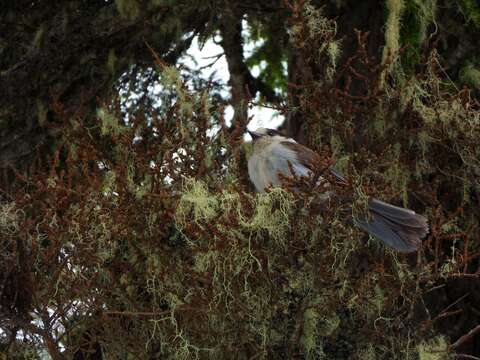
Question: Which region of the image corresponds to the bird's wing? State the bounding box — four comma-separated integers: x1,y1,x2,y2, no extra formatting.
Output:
262,141,312,179
279,141,320,171
280,141,347,184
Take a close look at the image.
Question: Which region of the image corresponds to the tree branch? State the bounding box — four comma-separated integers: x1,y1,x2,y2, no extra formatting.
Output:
220,9,250,125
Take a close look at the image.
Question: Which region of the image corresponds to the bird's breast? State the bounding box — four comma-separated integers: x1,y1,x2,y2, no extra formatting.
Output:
248,153,278,192
248,142,302,192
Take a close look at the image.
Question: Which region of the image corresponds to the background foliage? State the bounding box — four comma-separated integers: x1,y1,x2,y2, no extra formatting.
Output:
1,0,480,359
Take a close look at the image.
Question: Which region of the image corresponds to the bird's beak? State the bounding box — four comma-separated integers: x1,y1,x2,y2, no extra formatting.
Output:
248,130,262,140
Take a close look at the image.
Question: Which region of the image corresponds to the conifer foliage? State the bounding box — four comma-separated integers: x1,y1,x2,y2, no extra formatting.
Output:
1,0,480,358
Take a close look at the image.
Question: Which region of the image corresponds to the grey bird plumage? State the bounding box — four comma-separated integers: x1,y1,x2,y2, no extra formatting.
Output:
247,127,428,252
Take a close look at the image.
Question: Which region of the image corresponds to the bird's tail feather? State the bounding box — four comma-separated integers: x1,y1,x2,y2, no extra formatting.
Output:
354,198,428,252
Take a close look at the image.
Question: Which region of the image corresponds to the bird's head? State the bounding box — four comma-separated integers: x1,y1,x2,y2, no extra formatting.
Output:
248,127,284,141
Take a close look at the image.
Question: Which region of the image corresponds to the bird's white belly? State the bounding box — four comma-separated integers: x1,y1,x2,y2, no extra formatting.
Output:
248,145,312,192
248,154,282,192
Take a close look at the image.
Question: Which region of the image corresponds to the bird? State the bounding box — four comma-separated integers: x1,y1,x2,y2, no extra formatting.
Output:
247,127,428,252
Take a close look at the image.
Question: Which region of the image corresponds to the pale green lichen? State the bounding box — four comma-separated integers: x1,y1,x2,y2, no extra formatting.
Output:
384,143,410,206
161,65,196,119
300,295,341,358
326,40,342,81
410,0,437,44
400,0,437,74
126,161,151,200
372,284,386,315
68,198,119,262
351,172,373,223
244,188,295,245
285,266,315,294
301,307,324,358
384,0,404,57
355,344,377,360
458,0,480,27
459,62,480,90
0,202,21,234
175,179,219,226
318,312,341,337
192,250,220,274
176,179,295,246
328,41,341,69
46,176,57,189
290,1,341,82
302,2,336,42
102,170,118,195
417,336,451,360
381,0,405,85
97,107,126,136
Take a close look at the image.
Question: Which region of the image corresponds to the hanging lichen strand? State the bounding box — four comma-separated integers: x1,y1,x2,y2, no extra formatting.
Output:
1,1,479,359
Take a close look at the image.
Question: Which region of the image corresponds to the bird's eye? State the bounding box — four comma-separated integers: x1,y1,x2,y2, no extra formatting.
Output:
267,129,280,137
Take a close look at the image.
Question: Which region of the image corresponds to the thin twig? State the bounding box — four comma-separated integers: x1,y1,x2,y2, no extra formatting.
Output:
198,53,225,70
442,293,470,314
450,274,480,278
105,310,171,317
104,307,204,317
454,354,480,360
451,325,480,349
